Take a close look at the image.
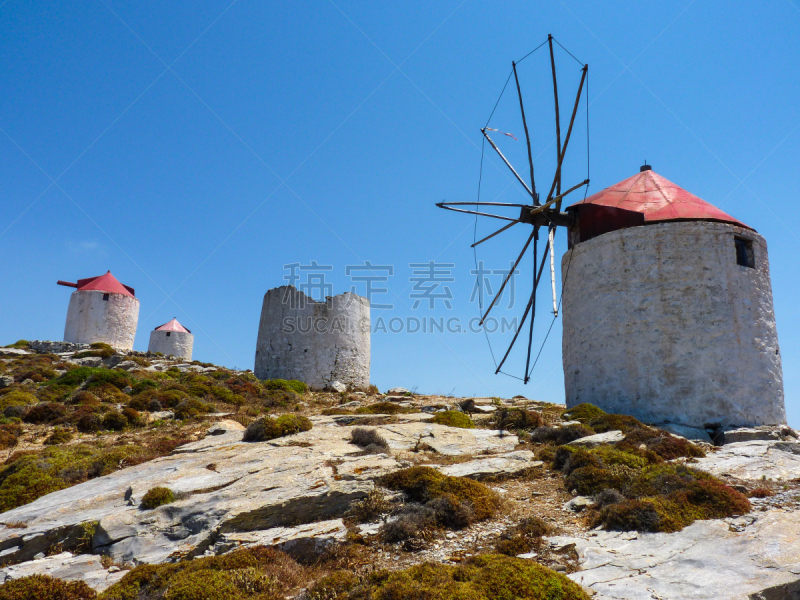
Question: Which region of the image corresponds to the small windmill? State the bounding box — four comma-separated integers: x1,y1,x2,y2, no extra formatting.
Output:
437,35,588,383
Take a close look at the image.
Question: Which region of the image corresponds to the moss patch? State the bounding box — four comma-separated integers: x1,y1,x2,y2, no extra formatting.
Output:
308,554,588,600
100,546,307,600
0,573,97,599
380,466,500,522
429,411,475,429
262,378,307,394
242,414,312,442
141,486,175,510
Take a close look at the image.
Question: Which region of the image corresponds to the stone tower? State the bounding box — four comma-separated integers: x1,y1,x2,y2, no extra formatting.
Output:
561,167,785,434
148,318,193,360
58,271,139,351
254,286,370,390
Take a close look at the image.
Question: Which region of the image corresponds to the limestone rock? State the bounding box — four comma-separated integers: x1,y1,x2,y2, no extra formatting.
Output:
692,440,800,482
212,519,348,558
566,430,624,447
330,381,347,393
114,361,141,371
0,348,30,356
559,509,800,599
563,496,595,512
723,426,794,444
0,552,125,592
438,451,541,480
0,418,516,567
0,376,13,389
386,387,410,395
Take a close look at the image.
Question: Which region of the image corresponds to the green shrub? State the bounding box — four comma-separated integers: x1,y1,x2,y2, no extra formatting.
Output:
491,407,543,431
0,573,97,599
131,379,159,395
589,413,645,434
73,342,115,359
102,411,128,431
101,546,306,600
0,443,168,511
0,423,21,450
261,389,300,408
530,424,594,445
380,466,500,522
122,408,142,426
494,516,551,556
562,402,605,423
36,384,73,403
0,390,37,412
355,402,412,415
140,486,175,510
49,367,104,388
173,398,214,420
44,428,74,445
242,414,312,442
308,555,588,600
4,340,30,349
23,402,68,424
615,427,705,460
262,379,307,394
430,411,475,429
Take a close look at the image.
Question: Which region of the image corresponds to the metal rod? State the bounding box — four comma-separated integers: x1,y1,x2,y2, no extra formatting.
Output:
513,60,537,205
549,225,558,316
471,220,519,248
436,204,519,222
481,130,534,198
545,65,588,208
524,230,539,382
527,179,588,217
548,34,562,199
439,202,530,207
480,229,536,325
495,238,550,373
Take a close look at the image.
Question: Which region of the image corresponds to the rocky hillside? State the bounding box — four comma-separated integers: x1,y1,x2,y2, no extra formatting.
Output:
0,340,799,599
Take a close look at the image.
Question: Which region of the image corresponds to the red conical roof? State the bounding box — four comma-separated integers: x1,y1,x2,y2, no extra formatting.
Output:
58,271,135,297
572,168,752,230
154,318,191,333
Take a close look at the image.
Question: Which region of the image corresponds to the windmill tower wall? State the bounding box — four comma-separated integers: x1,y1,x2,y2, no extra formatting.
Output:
254,286,370,390
561,220,785,431
64,290,139,351
148,331,193,360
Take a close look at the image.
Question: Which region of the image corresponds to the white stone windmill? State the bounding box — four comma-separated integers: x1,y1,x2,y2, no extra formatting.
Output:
438,36,785,435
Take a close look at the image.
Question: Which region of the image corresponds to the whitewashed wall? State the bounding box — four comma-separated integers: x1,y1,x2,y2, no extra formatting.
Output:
148,330,193,360
63,290,139,351
561,220,785,430
254,286,370,390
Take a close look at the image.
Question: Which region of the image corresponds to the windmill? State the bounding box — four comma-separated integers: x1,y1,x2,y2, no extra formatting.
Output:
437,35,589,383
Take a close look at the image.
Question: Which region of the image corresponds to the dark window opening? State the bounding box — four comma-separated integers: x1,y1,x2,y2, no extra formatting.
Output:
102,293,109,301
166,332,171,337
734,237,754,268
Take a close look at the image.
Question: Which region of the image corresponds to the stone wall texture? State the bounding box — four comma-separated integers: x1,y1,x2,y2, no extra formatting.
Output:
63,291,139,351
561,220,785,429
254,286,370,390
147,330,193,360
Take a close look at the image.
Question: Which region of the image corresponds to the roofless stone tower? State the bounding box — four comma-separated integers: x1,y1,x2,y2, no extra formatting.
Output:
148,318,193,360
561,166,785,432
254,286,370,390
57,271,139,351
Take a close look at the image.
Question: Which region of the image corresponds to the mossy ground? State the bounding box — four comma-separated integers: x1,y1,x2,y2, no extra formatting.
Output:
429,410,475,428
307,554,588,600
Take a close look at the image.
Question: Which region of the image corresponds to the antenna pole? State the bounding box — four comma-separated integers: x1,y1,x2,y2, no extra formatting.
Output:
481,130,534,198
513,61,537,205
548,34,562,199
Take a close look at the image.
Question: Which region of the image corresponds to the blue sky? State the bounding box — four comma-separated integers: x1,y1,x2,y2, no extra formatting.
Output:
2,1,799,424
